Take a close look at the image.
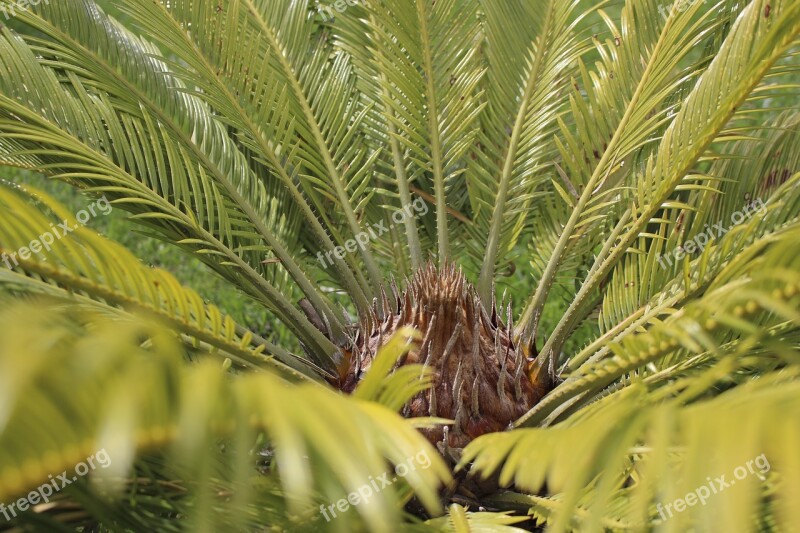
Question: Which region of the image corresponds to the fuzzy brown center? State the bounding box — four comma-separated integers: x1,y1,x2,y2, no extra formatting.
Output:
342,263,551,449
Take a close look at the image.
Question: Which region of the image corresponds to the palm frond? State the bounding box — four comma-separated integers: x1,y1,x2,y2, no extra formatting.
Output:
0,305,451,532
0,183,315,377
420,504,530,532
517,219,800,427
339,0,486,265
474,0,589,302
0,13,343,362
462,374,800,532
525,0,800,369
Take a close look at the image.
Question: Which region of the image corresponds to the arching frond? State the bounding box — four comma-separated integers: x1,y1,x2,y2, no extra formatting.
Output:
420,504,530,532
517,221,800,427
0,305,451,532
0,183,314,377
522,0,800,369
462,376,800,532
0,14,342,362
474,0,589,302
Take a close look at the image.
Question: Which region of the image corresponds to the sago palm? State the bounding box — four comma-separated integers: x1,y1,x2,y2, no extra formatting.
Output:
0,0,798,530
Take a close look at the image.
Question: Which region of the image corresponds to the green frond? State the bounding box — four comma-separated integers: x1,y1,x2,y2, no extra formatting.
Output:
338,0,486,265
475,0,589,302
0,183,315,377
463,375,800,532
0,305,451,532
595,115,800,339
420,504,530,532
115,0,381,311
525,0,800,366
517,220,800,427
0,12,343,361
